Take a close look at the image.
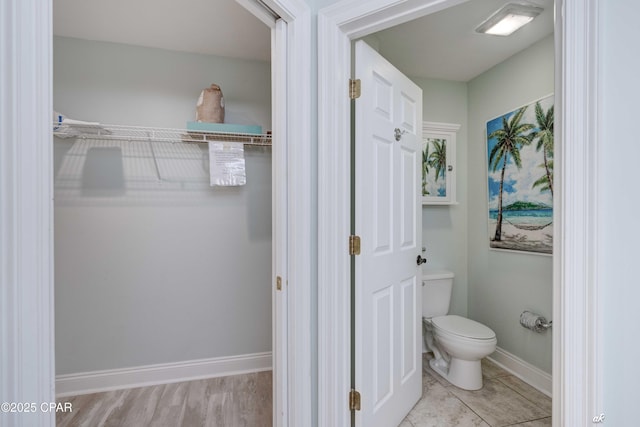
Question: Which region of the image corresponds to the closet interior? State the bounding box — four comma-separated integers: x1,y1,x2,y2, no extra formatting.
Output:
52,0,274,417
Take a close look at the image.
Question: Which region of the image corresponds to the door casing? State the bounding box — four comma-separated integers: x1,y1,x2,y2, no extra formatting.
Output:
0,1,311,426
317,1,603,426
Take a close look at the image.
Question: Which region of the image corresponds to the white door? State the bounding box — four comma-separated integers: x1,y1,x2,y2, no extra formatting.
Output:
354,40,423,427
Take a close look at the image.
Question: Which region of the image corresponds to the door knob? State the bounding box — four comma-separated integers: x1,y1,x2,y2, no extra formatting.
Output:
394,128,406,141
416,255,427,265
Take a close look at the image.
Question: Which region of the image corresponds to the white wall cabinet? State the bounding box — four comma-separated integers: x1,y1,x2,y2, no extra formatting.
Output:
421,121,460,205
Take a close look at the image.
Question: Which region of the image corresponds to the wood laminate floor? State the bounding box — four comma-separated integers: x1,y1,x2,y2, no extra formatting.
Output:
56,371,272,427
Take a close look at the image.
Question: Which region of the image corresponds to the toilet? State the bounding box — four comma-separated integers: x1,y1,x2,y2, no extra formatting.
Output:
422,270,497,390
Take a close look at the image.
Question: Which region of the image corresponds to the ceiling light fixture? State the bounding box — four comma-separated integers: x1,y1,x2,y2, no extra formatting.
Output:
475,3,543,36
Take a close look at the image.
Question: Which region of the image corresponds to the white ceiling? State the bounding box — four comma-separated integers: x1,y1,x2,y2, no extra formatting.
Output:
370,0,554,82
53,0,272,62
53,0,553,82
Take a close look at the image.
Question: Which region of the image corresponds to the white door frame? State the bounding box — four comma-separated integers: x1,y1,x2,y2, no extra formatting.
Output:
0,0,311,426
317,1,602,426
256,2,312,425
0,3,55,426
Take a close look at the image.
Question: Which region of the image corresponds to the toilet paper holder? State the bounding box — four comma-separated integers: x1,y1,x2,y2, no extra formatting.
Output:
520,310,552,333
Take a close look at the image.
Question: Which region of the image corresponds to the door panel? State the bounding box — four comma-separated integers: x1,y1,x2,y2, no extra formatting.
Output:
373,286,393,407
400,92,417,132
373,136,393,253
400,277,417,382
400,146,417,248
354,40,423,427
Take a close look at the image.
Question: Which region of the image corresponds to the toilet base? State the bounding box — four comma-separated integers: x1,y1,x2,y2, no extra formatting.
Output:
429,357,483,391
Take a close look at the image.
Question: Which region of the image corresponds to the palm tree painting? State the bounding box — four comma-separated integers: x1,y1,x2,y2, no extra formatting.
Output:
429,139,447,185
530,102,554,196
422,143,430,196
422,137,447,197
486,94,554,254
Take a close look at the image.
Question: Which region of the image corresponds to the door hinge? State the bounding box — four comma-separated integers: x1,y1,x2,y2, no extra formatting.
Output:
349,389,361,411
349,79,361,99
276,276,282,291
349,235,361,256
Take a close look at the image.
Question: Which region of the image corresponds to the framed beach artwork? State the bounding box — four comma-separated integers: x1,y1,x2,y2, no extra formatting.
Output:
422,122,461,205
486,94,554,255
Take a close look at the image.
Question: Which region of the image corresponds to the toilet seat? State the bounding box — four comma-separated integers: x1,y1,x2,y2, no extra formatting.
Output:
432,315,496,341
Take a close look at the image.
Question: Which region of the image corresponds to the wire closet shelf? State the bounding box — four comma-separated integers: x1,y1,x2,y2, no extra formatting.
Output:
52,123,272,146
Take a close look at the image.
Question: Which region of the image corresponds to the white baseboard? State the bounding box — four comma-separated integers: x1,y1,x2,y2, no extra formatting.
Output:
487,347,552,397
55,352,272,398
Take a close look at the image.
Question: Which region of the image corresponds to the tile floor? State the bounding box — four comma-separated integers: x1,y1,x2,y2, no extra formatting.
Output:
400,354,552,427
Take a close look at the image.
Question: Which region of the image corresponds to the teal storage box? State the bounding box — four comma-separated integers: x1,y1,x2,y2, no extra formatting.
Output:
186,121,262,135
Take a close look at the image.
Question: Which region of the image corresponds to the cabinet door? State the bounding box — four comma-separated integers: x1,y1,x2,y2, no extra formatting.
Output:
421,122,460,205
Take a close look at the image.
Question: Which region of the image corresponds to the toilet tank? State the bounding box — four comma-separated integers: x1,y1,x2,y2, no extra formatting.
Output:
422,269,454,318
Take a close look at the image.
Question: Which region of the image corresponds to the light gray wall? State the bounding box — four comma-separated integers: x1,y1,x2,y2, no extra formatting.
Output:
412,77,469,317
467,35,554,373
601,2,640,424
54,37,270,129
54,37,272,374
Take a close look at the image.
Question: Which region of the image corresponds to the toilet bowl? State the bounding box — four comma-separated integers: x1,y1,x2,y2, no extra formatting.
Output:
425,315,497,390
422,270,497,390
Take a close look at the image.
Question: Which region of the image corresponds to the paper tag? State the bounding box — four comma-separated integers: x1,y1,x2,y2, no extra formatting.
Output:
208,141,246,186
